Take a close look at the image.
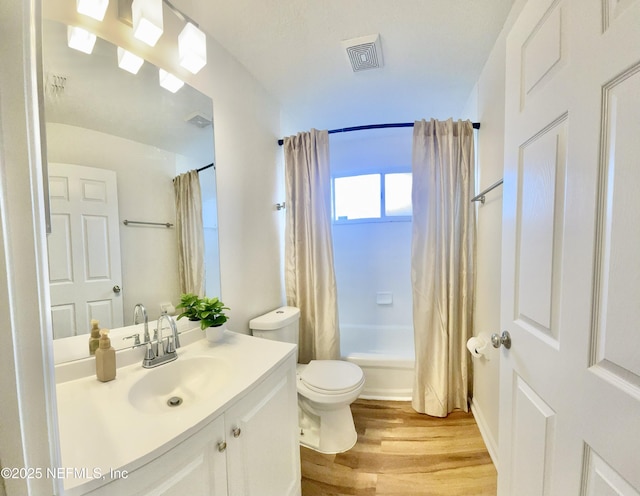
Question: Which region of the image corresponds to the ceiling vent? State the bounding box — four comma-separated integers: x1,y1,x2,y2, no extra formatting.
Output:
46,73,68,97
184,111,212,128
342,34,384,72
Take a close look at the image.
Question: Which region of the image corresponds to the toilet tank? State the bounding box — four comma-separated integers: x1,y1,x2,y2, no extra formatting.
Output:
249,306,300,346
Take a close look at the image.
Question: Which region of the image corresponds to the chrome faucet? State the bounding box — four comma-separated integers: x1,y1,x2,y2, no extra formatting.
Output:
142,313,181,368
133,303,150,343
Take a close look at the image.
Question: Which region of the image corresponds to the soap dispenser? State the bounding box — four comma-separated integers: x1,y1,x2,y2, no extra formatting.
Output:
95,329,116,382
88,319,100,355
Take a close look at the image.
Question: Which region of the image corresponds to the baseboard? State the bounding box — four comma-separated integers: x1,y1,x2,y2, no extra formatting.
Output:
358,392,412,401
470,398,499,472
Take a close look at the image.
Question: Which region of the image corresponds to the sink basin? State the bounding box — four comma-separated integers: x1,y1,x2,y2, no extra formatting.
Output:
128,356,230,413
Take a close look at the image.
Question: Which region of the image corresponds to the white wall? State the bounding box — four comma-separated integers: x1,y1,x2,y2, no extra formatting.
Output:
46,123,182,324
44,0,284,333
330,128,414,354
461,0,526,469
199,167,221,299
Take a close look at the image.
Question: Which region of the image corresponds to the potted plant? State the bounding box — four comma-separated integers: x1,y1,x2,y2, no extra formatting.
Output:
176,294,230,341
195,296,229,329
175,293,201,321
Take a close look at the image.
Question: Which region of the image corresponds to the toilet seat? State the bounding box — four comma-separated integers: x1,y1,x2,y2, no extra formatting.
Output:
299,360,364,395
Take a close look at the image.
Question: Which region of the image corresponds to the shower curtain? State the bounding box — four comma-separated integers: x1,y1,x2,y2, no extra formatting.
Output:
174,170,205,296
411,119,476,417
283,129,340,363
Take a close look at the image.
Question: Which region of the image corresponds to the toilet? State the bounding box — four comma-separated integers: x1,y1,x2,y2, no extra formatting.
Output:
249,306,365,454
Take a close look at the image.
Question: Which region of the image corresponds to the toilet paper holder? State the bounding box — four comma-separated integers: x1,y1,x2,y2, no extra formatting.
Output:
466,336,488,358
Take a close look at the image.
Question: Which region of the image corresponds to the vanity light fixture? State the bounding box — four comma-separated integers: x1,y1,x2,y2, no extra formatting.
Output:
117,47,144,74
132,0,163,47
76,0,109,21
158,68,184,93
178,22,206,74
67,25,97,54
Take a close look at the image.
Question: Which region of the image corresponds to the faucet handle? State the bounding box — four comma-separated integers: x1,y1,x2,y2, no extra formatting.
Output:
142,342,157,368
123,333,141,346
144,342,155,360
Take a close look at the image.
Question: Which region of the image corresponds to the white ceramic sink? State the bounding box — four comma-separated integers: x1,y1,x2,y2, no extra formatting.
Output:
56,330,298,493
128,355,230,413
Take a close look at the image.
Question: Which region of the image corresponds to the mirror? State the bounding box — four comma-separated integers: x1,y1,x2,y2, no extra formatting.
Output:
42,19,220,359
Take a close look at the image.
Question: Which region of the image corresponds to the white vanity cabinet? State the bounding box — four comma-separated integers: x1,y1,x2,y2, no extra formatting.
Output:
84,415,229,495
81,353,300,496
226,356,300,496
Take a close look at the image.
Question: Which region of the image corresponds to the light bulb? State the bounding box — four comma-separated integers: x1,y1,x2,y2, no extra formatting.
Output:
159,69,184,93
178,22,207,74
67,26,97,54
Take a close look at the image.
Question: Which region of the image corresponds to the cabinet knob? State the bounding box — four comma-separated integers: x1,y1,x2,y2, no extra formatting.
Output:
232,427,242,438
217,441,227,452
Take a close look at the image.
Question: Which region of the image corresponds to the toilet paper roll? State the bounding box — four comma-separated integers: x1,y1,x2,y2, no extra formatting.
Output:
466,336,488,358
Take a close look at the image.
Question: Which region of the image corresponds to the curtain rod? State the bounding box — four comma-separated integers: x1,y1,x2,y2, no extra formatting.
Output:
277,121,480,146
172,163,215,182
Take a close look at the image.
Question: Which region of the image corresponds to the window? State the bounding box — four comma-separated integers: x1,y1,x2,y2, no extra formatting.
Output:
384,172,412,217
332,171,412,223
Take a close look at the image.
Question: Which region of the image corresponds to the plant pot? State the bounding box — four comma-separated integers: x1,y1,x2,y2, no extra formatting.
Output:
205,325,225,343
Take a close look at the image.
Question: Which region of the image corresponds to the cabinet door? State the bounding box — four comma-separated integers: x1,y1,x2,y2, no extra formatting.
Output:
226,356,301,496
86,415,228,496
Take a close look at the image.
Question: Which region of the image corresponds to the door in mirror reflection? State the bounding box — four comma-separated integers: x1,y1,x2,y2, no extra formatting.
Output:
48,163,124,337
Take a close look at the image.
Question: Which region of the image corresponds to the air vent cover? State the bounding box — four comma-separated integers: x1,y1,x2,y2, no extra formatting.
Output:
46,73,68,96
184,111,212,128
342,34,384,72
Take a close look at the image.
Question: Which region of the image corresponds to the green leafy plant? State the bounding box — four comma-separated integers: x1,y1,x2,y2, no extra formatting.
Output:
175,293,201,321
176,293,230,330
194,296,230,330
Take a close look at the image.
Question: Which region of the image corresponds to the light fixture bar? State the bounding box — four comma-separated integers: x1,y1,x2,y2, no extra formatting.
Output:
77,0,110,21
67,26,97,54
178,22,206,74
132,0,163,46
163,0,198,27
158,68,184,93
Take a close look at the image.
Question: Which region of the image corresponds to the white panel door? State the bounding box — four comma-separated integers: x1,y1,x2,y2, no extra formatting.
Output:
499,0,640,494
48,163,123,338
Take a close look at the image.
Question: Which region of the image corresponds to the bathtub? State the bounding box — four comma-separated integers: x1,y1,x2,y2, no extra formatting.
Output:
340,324,415,401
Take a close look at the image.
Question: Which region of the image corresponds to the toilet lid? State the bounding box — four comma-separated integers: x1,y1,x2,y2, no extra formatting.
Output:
299,360,364,394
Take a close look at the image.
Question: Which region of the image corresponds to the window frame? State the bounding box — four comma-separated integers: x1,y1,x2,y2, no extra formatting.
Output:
331,168,412,225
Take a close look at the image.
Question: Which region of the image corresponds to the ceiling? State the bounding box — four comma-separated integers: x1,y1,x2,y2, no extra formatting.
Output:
174,0,516,130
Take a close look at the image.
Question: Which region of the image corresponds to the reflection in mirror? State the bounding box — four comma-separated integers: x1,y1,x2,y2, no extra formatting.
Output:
42,19,220,358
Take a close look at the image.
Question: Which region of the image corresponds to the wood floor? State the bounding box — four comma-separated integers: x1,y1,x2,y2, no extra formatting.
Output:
300,400,496,496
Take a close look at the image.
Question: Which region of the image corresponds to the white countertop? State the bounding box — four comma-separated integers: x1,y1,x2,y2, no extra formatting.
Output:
55,330,296,494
